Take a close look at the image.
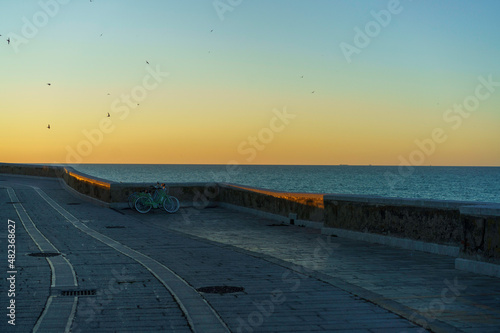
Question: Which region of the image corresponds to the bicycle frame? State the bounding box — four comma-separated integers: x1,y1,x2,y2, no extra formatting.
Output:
131,183,180,214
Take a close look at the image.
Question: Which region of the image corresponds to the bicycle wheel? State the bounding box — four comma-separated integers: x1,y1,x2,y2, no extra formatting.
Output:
128,193,139,209
135,196,152,214
163,196,180,213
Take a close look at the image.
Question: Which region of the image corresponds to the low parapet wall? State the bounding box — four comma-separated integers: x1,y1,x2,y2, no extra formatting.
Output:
323,194,500,268
61,167,112,203
0,163,218,206
460,205,500,264
0,163,61,178
218,183,324,223
0,163,114,203
323,195,465,245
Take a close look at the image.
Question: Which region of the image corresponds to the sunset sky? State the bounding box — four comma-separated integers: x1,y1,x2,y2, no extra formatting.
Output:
1,0,499,166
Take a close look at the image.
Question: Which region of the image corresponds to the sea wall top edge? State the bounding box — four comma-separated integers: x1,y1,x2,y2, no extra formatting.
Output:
62,166,117,187
111,182,219,188
324,193,500,209
460,204,500,217
218,182,324,197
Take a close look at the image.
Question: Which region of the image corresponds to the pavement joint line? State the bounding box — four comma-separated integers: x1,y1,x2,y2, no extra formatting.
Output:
6,187,60,253
31,185,231,333
33,296,79,333
47,258,57,287
7,186,78,333
32,295,54,333
66,296,79,333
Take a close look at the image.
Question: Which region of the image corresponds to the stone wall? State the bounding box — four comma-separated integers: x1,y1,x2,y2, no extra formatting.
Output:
0,163,61,178
61,167,112,203
217,183,324,222
460,205,500,264
324,195,466,246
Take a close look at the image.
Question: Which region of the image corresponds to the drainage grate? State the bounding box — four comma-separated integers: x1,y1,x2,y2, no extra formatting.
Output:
106,226,126,229
197,286,245,294
28,252,61,257
61,289,97,297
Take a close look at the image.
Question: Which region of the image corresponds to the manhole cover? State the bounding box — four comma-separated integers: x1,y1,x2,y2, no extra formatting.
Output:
267,223,288,227
28,252,61,257
61,289,97,296
196,286,245,294
67,203,81,205
106,226,126,229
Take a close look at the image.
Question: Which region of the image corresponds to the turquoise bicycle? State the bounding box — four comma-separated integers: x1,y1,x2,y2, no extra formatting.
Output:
128,183,180,214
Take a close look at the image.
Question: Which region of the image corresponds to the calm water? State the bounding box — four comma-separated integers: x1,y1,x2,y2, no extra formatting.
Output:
70,164,500,203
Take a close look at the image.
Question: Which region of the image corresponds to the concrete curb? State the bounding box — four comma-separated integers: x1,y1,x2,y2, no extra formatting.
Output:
455,258,500,278
322,227,460,257
219,202,324,229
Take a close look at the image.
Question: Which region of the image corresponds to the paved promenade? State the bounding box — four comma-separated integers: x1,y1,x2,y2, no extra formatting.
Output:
1,174,499,332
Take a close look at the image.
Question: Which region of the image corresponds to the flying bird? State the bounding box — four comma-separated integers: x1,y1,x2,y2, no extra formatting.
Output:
107,112,110,117
146,60,149,64
47,83,51,86
47,124,50,129
7,38,10,45
311,91,315,94
210,29,213,32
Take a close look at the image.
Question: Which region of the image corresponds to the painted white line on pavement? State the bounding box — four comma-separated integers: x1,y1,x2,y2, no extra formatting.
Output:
6,187,78,333
32,185,231,333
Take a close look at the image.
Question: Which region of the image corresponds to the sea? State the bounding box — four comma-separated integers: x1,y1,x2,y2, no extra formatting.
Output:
69,164,500,204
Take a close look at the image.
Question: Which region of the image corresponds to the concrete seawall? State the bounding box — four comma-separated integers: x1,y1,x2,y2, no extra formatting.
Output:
322,194,500,277
217,183,324,226
0,163,61,178
323,195,464,247
1,162,499,277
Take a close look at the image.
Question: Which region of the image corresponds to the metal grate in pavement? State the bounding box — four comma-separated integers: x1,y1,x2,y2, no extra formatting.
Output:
60,289,97,297
196,286,245,294
28,252,61,257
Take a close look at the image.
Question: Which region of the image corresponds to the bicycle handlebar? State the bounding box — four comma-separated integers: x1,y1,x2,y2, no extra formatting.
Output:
146,182,168,192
